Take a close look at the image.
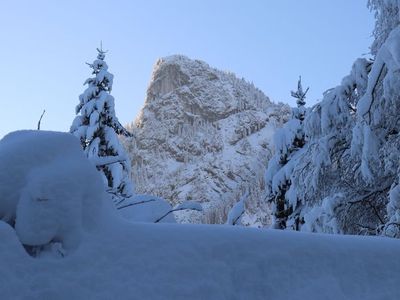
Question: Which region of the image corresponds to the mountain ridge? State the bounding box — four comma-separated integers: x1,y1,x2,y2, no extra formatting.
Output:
123,54,290,225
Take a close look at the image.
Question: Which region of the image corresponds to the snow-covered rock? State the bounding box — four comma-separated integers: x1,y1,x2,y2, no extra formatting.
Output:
124,55,290,225
0,130,108,252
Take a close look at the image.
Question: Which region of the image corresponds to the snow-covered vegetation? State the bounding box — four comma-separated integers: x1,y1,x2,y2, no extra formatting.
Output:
265,77,309,230
263,0,400,237
70,46,134,204
1,1,400,298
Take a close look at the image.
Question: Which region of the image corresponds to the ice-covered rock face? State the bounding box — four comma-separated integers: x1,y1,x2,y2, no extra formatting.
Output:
124,55,290,225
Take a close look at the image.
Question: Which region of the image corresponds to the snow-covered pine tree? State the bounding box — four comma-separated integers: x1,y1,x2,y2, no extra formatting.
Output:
289,58,372,234
70,46,134,204
263,2,400,236
291,76,308,147
265,77,308,230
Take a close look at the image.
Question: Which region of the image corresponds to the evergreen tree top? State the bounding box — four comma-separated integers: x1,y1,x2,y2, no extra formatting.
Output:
291,76,309,107
96,41,108,60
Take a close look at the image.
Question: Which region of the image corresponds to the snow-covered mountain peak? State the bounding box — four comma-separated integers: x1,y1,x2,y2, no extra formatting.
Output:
126,55,290,225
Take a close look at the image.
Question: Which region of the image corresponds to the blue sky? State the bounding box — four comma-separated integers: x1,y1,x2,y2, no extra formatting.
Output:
0,0,374,138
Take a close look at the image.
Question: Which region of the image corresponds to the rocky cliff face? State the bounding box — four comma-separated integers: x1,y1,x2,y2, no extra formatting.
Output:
123,55,290,225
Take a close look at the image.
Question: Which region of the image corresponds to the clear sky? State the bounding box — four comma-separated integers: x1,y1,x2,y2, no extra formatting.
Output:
0,0,374,139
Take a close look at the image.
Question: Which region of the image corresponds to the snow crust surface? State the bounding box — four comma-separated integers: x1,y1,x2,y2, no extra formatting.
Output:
1,220,399,300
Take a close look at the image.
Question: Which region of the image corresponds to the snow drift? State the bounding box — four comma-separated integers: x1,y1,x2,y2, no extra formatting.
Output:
0,130,108,251
1,221,399,299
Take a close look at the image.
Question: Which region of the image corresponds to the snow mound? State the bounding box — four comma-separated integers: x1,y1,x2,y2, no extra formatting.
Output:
0,130,108,251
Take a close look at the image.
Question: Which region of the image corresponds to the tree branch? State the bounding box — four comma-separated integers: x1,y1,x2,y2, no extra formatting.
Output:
37,110,46,130
231,211,245,226
363,63,387,124
116,199,156,210
90,155,127,166
154,207,201,223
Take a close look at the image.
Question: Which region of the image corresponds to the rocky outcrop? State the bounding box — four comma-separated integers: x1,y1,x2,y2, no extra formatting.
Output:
123,55,290,225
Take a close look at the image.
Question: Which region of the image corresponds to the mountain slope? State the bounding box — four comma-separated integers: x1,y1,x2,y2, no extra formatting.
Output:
124,55,289,224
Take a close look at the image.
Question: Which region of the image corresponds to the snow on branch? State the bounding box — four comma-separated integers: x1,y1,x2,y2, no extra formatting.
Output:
154,201,203,223
226,193,248,226
116,198,157,210
70,47,134,201
89,155,128,167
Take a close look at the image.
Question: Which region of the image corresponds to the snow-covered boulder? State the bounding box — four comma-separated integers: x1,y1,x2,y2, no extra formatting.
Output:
0,130,107,251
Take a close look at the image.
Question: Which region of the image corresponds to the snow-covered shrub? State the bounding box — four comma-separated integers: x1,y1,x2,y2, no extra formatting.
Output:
0,130,107,253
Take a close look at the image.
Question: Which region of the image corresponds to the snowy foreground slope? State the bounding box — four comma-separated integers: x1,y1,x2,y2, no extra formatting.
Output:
1,130,399,299
124,55,290,225
1,220,400,300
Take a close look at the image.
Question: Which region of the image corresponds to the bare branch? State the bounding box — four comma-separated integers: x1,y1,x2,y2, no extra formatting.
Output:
117,199,156,210
37,110,46,130
154,206,202,223
90,155,127,167
231,211,245,226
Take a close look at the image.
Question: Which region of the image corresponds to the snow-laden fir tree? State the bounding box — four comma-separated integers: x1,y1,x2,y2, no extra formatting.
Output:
265,77,308,230
70,46,134,203
268,0,399,235
288,59,372,234
261,1,400,236
291,76,308,147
